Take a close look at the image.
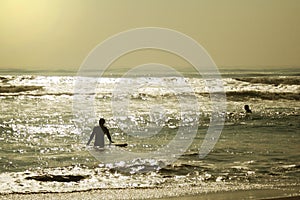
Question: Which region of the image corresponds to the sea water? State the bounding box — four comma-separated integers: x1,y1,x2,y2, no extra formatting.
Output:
0,67,299,194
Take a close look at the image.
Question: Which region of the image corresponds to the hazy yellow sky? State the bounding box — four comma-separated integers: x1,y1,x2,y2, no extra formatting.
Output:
0,0,299,71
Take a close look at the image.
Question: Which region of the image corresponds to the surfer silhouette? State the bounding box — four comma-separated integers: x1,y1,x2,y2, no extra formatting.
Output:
87,118,113,147
244,105,252,113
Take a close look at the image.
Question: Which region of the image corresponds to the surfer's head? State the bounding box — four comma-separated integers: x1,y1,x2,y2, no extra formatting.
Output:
244,105,252,113
99,118,105,125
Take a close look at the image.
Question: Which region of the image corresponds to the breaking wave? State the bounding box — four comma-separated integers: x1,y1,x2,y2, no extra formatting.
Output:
0,86,43,93
225,91,300,100
235,77,300,86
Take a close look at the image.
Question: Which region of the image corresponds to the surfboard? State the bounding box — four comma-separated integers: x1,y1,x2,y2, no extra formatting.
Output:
113,143,128,147
86,143,128,151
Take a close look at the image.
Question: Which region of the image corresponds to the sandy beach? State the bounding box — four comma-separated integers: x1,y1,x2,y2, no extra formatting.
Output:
0,185,299,200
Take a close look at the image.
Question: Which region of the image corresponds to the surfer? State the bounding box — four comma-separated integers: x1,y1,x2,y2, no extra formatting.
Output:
244,105,252,113
87,118,114,147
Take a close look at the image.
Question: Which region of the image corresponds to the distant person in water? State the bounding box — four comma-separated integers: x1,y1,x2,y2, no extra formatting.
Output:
244,105,252,113
87,118,113,147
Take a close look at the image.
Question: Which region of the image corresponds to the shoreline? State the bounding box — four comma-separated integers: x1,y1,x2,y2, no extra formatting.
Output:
0,185,299,200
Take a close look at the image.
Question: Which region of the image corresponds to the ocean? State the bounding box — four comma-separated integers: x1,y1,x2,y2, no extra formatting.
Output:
0,67,299,196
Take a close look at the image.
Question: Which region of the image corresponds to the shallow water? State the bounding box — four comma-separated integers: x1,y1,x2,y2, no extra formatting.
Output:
0,68,299,194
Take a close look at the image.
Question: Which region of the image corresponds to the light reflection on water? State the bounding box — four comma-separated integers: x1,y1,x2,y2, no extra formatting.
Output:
0,75,299,194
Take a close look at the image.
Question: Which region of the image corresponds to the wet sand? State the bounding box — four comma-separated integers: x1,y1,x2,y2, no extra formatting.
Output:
0,186,299,200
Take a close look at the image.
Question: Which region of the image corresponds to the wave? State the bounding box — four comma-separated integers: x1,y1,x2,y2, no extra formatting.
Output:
225,91,300,100
0,92,77,96
25,174,87,182
0,77,10,83
0,86,43,93
235,77,300,86
191,91,300,101
1,88,298,101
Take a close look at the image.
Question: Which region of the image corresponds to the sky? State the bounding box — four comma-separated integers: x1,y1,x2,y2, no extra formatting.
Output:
0,0,299,71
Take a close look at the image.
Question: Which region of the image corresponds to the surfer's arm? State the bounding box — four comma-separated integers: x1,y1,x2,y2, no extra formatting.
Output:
87,130,95,146
103,127,113,143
